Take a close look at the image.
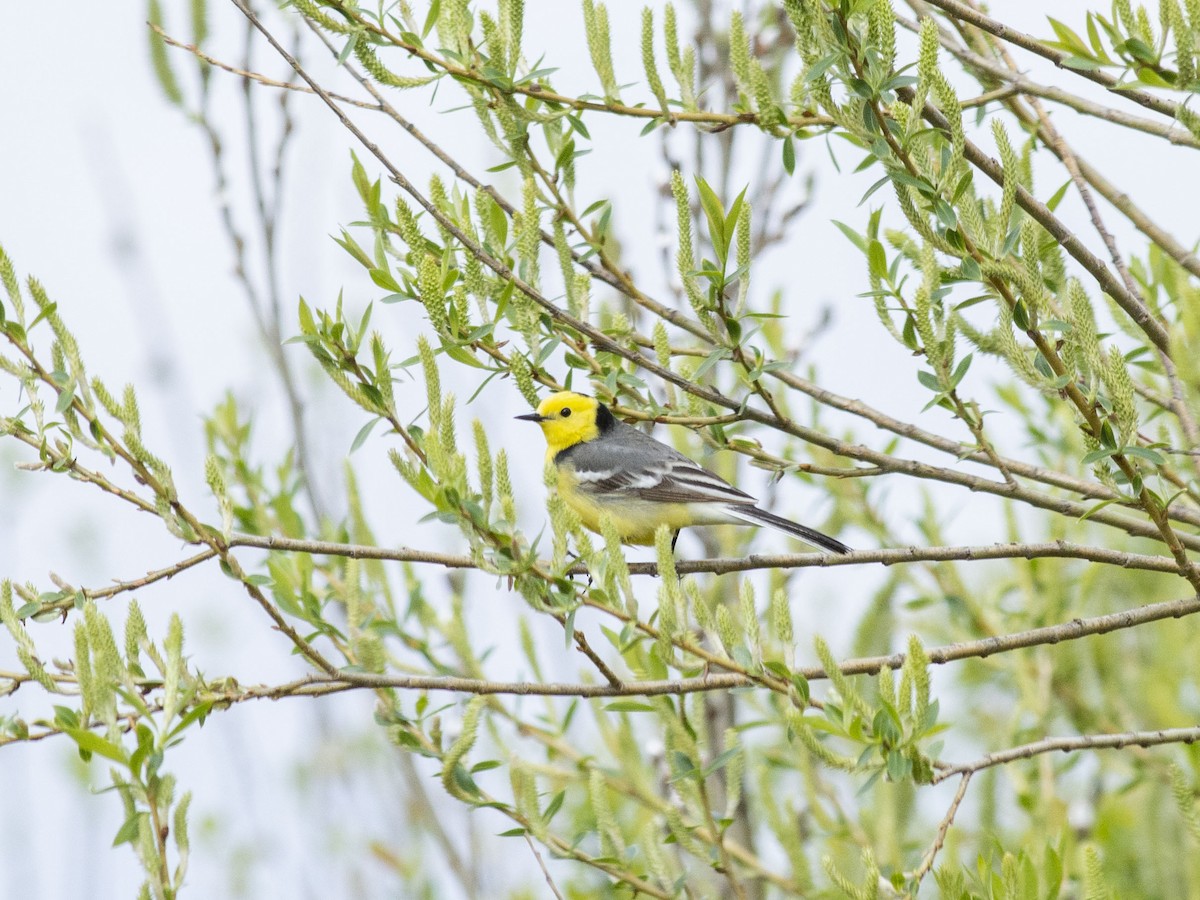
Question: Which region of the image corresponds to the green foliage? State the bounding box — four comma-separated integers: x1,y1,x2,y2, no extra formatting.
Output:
5,0,1200,896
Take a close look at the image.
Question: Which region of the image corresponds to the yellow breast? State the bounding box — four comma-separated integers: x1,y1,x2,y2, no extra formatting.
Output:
556,465,692,545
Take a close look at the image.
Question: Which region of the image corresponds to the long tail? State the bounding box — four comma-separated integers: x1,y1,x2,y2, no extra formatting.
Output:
723,504,851,555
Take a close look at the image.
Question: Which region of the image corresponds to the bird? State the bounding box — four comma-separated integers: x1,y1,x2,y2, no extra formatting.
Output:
516,391,850,554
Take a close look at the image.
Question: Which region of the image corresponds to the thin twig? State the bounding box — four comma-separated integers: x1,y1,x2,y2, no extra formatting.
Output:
151,24,382,109
910,772,972,888
524,833,567,900
221,535,1197,576
933,726,1200,782
33,536,1189,619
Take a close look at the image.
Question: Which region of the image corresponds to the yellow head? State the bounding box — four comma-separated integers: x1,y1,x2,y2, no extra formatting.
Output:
515,391,610,456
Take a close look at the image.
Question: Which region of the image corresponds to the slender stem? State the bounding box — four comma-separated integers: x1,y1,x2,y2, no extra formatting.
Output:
934,726,1200,782
524,833,566,900
910,772,972,889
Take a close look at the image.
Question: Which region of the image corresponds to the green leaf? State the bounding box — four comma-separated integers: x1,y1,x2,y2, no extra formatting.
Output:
1011,299,1030,331
64,728,128,764
831,220,867,253
872,706,902,745
791,673,810,706
804,53,838,83
298,298,317,335
337,34,359,65
1100,418,1117,449
112,813,144,847
28,301,56,331
350,416,382,453
1085,13,1114,63
885,748,911,781
693,347,731,380
604,701,657,713
1081,446,1119,465
1121,38,1158,65
700,745,742,778
1045,179,1072,212
1134,67,1173,88
1077,497,1120,522
695,177,728,264
421,0,441,38
369,268,402,293
949,353,972,388
858,174,891,206
1047,18,1092,58
932,197,957,229
867,240,887,280
1120,445,1165,465
782,136,796,175
542,789,566,823
917,370,942,392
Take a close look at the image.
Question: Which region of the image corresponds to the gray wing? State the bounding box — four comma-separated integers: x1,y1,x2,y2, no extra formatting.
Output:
558,421,754,505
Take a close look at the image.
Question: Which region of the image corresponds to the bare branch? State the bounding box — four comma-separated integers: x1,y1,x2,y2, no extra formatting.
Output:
524,833,566,900
910,772,972,889
934,726,1200,782
223,534,1190,577
151,24,382,110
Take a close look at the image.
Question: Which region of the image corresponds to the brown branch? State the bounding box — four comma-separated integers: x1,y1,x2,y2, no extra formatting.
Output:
919,0,1182,122
933,725,1200,783
73,548,218,603
22,531,1200,639
828,593,1200,680
220,535,1189,577
894,12,1200,150
763,369,1200,531
556,613,624,688
305,0,836,133
1,421,160,517
955,11,1200,488
304,591,1200,691
910,772,972,889
897,85,1173,356
524,833,566,900
151,24,381,110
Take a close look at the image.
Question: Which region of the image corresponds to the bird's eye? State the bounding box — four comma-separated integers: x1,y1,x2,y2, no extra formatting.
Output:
560,407,572,417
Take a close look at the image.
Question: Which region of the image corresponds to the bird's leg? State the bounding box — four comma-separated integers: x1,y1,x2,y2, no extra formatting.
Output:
670,530,680,553
564,549,594,586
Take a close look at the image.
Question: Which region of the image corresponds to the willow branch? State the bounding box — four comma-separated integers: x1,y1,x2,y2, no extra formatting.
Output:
232,3,1200,559
910,772,972,888
919,0,1182,122
829,593,1200,680
895,12,1200,149
225,535,1188,576
152,24,383,110
933,726,1200,783
764,369,1200,530
897,86,1172,356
